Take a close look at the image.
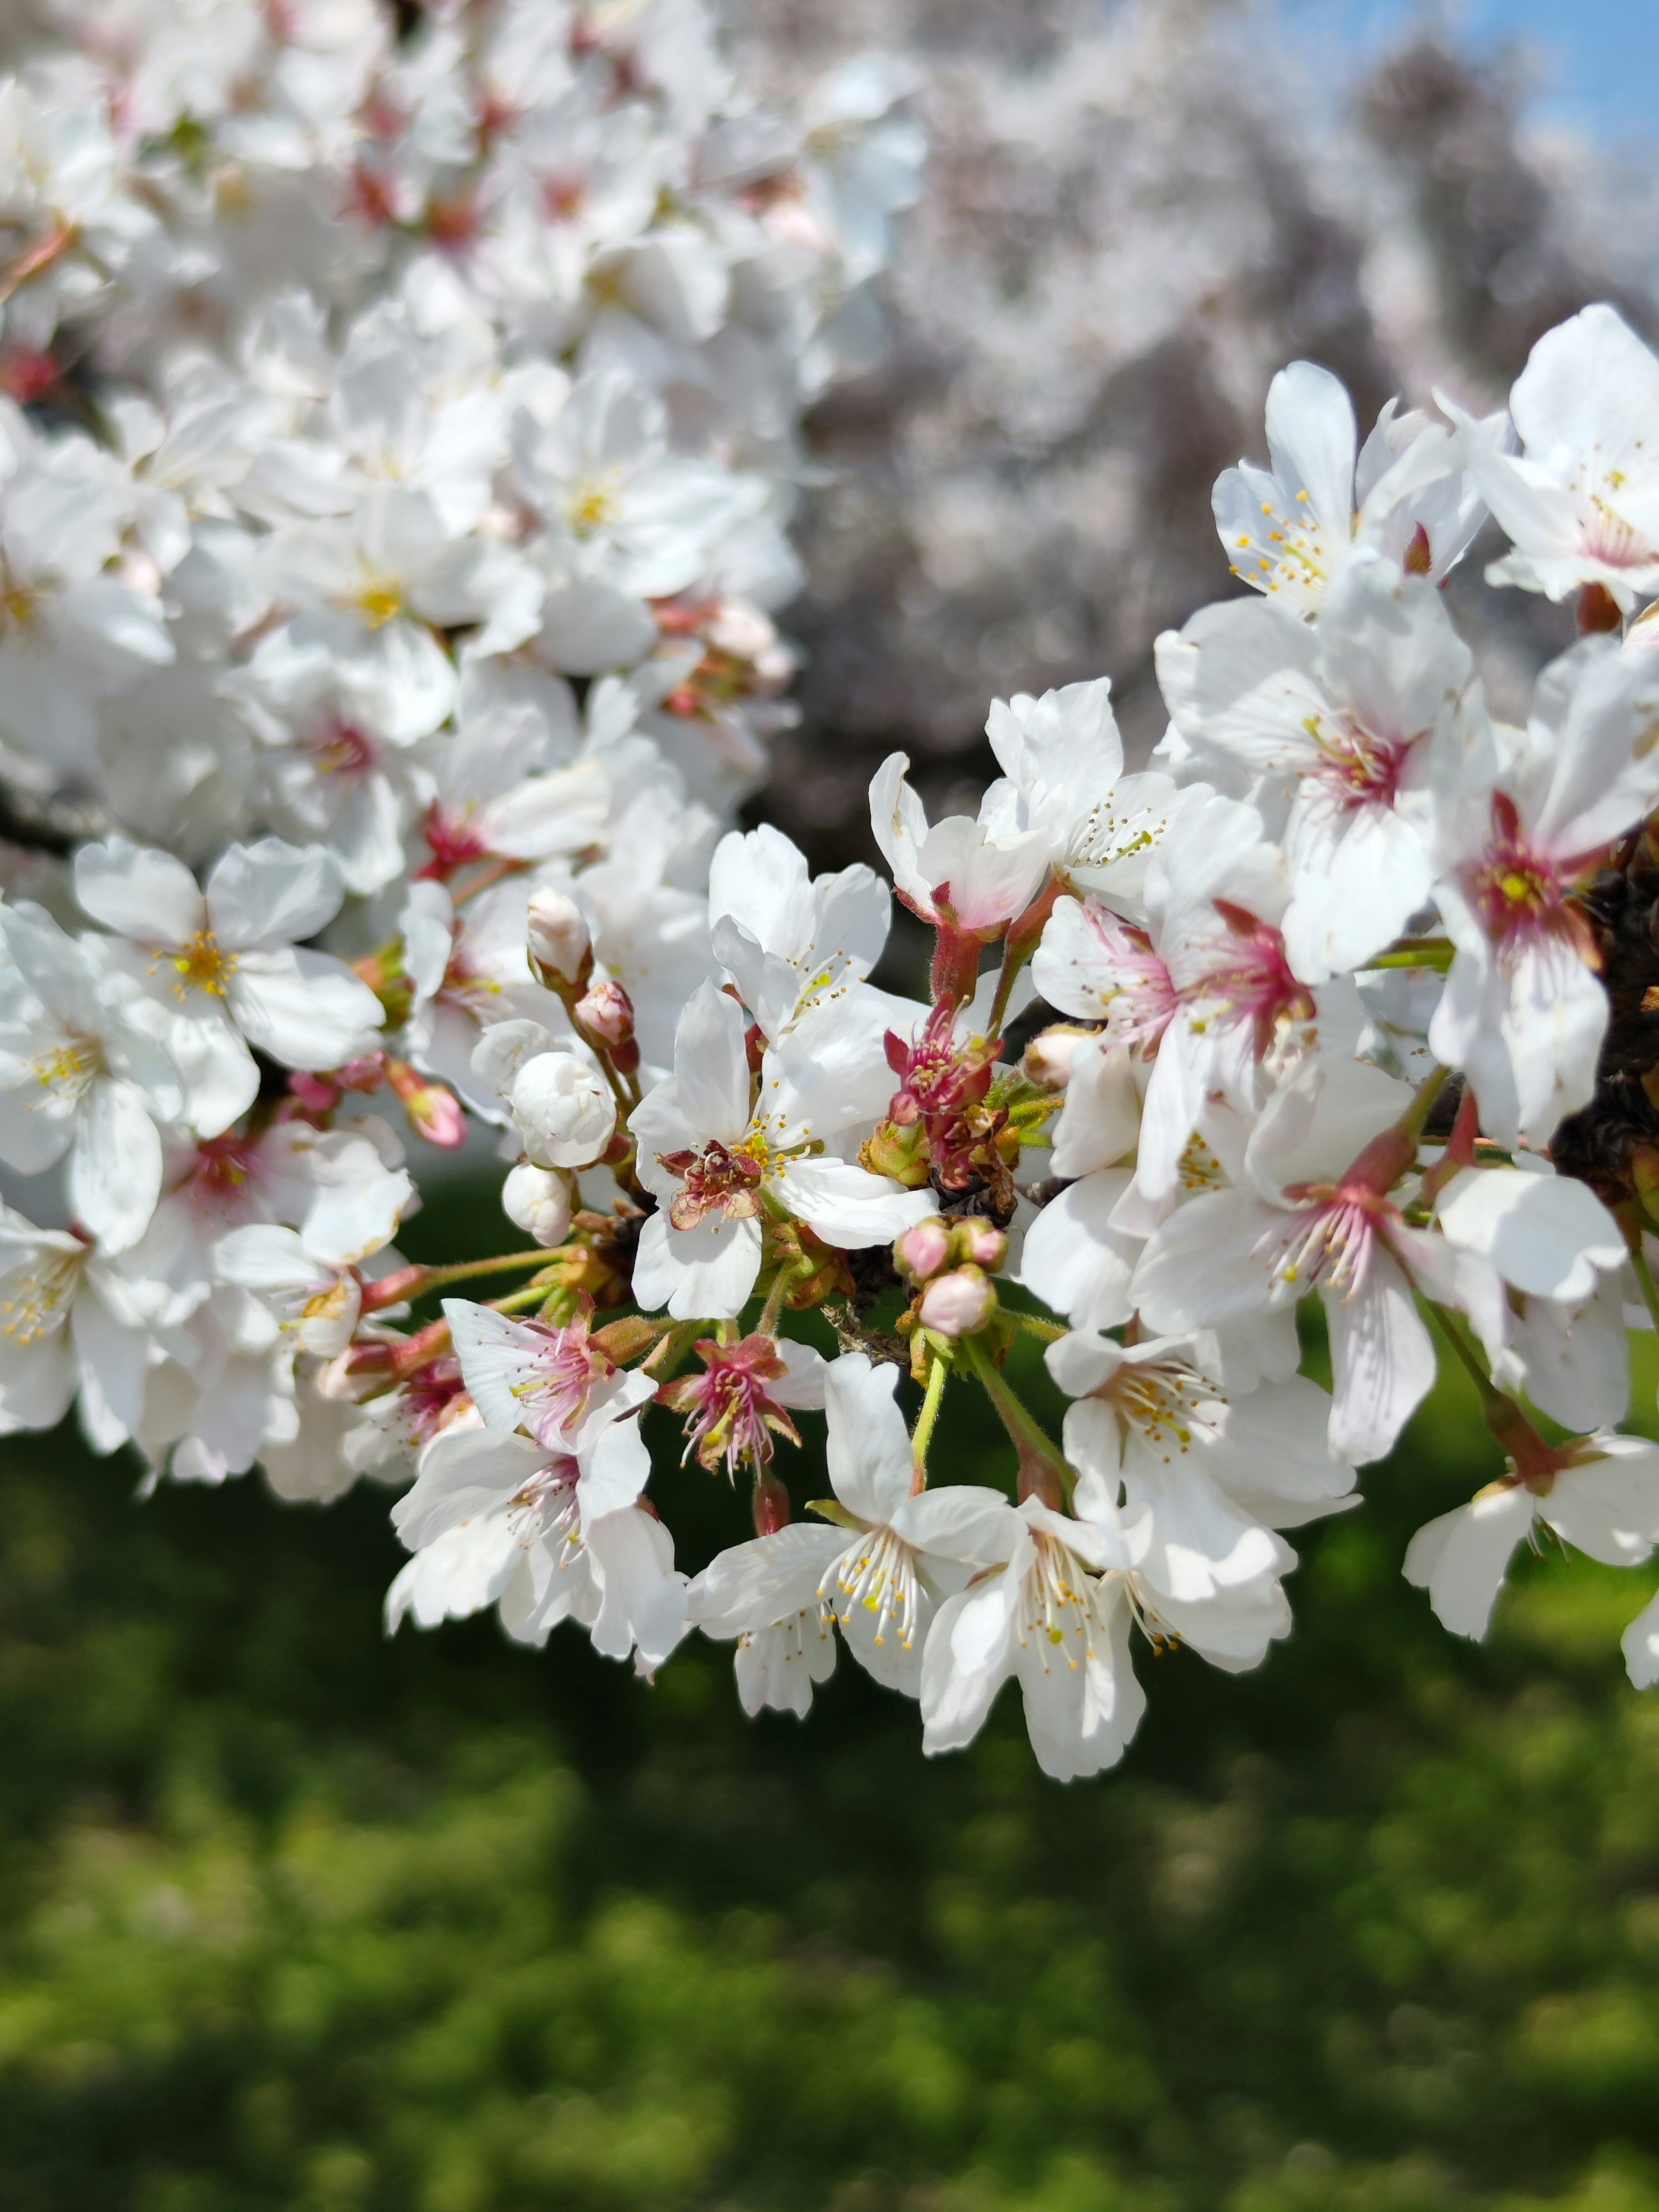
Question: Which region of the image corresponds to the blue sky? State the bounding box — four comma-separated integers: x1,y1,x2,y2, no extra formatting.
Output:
1277,0,1659,140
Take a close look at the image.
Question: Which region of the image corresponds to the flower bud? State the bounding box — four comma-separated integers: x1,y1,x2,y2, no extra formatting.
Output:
526,887,592,986
502,1161,575,1247
895,1218,951,1281
386,1058,467,1147
575,978,634,1048
918,1265,997,1339
1021,1026,1091,1091
510,1050,617,1169
953,1218,1007,1271
753,1472,792,1536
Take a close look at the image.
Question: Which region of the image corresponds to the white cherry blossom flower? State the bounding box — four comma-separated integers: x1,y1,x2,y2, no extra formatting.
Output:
1133,1057,1500,1466
1155,549,1483,979
1214,361,1486,615
708,822,890,1042
982,677,1179,918
918,1496,1144,1783
1429,637,1659,1148
630,983,933,1321
1449,304,1659,611
74,835,386,1137
0,1204,154,1452
689,1352,1016,1707
1406,1436,1659,1640
0,903,182,1251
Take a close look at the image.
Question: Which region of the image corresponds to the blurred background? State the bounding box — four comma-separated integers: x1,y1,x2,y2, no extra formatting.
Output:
10,3,1659,2207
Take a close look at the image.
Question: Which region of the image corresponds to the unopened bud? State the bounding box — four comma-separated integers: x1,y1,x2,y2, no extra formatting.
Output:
575,978,641,1073
1021,1026,1091,1091
575,978,635,1047
753,1473,792,1535
918,1265,997,1339
386,1058,467,1147
510,1049,617,1169
526,887,592,986
953,1218,1007,1271
895,1218,951,1281
502,1161,574,1246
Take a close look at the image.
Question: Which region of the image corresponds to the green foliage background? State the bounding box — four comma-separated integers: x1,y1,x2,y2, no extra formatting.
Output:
4,1181,1659,2211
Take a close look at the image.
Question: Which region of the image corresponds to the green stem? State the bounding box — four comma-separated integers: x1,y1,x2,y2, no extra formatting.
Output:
961,1334,1073,1505
1427,1298,1508,1416
756,1262,796,1339
490,1283,558,1315
1632,1241,1659,1338
985,942,1031,1039
1426,1300,1561,1481
404,1249,559,1296
1362,937,1455,973
911,1349,950,1481
1401,1062,1451,1141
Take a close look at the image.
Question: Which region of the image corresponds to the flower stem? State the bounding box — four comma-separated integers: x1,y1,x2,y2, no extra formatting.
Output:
1363,938,1455,973
1400,1062,1451,1141
1426,1299,1562,1484
1632,1239,1659,1338
961,1334,1072,1506
358,1247,555,1311
756,1260,796,1339
911,1348,949,1484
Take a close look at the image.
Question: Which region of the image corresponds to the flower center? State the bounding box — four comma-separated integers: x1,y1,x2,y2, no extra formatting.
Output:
185,1134,261,1208
28,1033,100,1101
1110,1360,1223,1462
1580,491,1654,571
309,721,378,779
164,929,237,999
661,1139,768,1231
1018,1532,1111,1665
1306,716,1412,810
566,474,621,537
0,1246,81,1344
1186,901,1315,1063
1257,1187,1389,1301
826,1525,921,1649
356,580,404,628
1468,796,1579,954
509,1320,602,1446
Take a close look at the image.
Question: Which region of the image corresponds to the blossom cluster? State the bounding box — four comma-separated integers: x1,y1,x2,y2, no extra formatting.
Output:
4,0,1659,1780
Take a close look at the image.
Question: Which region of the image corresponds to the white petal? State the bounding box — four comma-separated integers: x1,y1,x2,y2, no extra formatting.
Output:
1403,1484,1535,1639
825,1352,914,1526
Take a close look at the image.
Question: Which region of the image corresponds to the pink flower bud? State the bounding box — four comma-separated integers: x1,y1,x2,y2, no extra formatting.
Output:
753,1473,792,1535
386,1058,467,1147
954,1219,1007,1271
526,888,591,985
575,978,635,1047
895,1218,951,1281
918,1266,996,1339
1021,1027,1090,1090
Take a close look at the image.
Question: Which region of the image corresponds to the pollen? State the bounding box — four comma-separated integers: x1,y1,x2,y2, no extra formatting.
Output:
29,1034,100,1095
168,930,237,998
351,578,402,626
567,474,622,536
